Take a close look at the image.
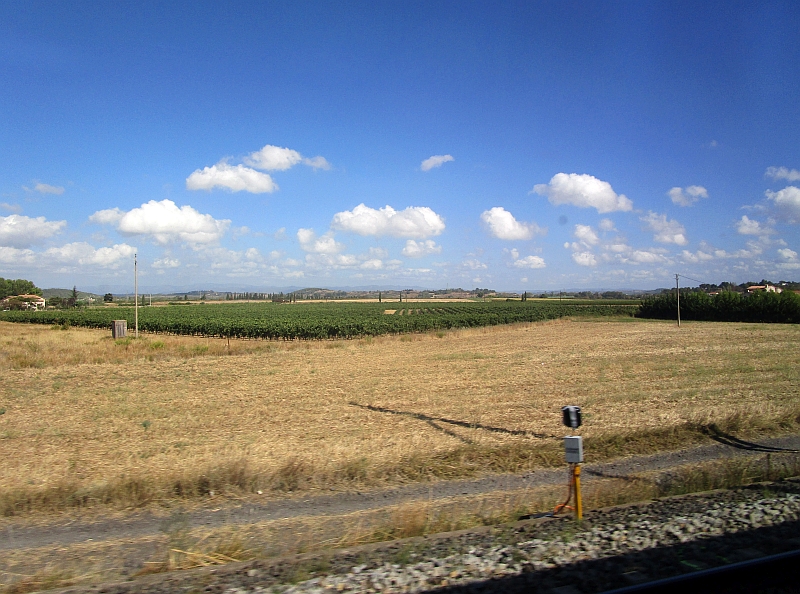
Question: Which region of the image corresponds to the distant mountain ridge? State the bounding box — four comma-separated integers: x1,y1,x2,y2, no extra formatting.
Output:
42,288,103,300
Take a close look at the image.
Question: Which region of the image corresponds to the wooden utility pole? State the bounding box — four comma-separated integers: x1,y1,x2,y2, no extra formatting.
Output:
134,253,139,338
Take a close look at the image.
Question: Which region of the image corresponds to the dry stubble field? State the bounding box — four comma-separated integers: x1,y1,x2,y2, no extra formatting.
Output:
0,317,798,517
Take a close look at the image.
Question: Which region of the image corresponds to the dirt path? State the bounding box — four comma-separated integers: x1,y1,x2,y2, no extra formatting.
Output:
3,433,799,552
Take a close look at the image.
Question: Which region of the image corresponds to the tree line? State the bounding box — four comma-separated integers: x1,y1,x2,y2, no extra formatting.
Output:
638,290,800,323
667,280,800,294
0,278,42,299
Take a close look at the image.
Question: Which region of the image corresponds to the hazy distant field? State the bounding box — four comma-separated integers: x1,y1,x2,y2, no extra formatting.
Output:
1,317,798,516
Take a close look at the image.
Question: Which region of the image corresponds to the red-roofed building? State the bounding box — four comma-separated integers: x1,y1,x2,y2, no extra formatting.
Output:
746,284,782,294
1,294,46,310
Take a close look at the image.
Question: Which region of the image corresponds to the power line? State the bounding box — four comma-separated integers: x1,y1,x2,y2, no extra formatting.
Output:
676,273,705,285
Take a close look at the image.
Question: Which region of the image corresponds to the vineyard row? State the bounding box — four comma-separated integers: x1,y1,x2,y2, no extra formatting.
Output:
0,301,637,340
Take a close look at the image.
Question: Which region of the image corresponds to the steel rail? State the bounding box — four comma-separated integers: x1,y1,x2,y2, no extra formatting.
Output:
600,548,800,593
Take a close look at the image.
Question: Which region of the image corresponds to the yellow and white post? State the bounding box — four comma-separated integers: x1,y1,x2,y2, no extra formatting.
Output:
564,435,584,520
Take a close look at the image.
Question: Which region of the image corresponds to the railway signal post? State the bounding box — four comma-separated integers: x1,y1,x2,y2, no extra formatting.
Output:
561,405,583,520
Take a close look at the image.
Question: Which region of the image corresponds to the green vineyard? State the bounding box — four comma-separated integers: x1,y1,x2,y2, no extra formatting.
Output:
0,301,637,340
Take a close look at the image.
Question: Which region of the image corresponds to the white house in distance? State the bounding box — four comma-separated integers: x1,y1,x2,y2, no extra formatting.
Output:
0,294,46,310
746,284,783,294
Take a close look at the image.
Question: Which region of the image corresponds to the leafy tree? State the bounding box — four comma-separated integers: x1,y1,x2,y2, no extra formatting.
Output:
104,293,113,302
719,282,741,292
0,278,42,298
711,291,743,320
15,279,42,296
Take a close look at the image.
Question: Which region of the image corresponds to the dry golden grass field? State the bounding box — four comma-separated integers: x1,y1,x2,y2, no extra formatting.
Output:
0,317,798,517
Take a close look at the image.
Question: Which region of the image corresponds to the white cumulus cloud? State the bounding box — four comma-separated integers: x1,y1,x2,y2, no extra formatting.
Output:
480,207,544,240
302,155,331,170
186,161,278,194
605,242,630,253
598,218,616,231
153,257,181,269
512,255,546,269
777,248,798,261
91,200,230,245
304,252,358,269
681,249,715,263
766,167,800,182
24,182,65,195
44,242,135,267
668,185,708,207
244,144,330,171
244,145,302,171
641,212,688,245
736,215,770,235
0,246,36,265
0,214,66,248
201,247,267,276
564,225,603,266
402,239,441,258
532,173,633,213
89,208,125,225
360,259,384,270
462,259,487,270
420,154,454,171
766,186,800,221
331,204,445,239
628,250,670,264
187,145,329,194
297,229,344,254
572,251,597,266
573,224,600,247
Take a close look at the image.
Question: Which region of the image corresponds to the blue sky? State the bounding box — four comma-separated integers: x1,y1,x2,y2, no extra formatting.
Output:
1,1,798,292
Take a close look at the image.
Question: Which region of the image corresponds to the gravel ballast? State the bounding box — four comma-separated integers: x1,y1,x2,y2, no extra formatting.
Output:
58,479,800,594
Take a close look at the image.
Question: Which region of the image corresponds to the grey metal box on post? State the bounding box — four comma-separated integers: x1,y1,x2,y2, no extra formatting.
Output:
564,435,584,463
112,319,127,339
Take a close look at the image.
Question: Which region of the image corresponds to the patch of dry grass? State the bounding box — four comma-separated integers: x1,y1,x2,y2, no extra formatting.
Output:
1,569,75,594
0,322,271,370
1,453,798,592
1,318,799,516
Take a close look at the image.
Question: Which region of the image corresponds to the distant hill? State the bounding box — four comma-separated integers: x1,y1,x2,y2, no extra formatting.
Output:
42,288,103,300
